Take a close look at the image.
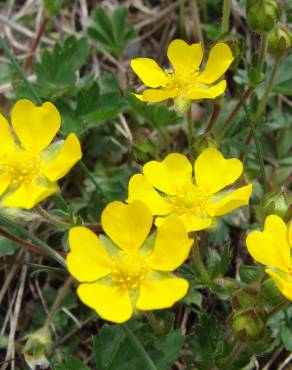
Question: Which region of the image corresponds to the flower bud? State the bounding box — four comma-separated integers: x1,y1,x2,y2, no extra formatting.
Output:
268,24,292,56
23,326,52,370
230,309,265,341
259,190,292,221
246,0,281,33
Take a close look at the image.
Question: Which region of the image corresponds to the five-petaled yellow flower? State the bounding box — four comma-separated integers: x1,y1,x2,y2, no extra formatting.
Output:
127,148,252,232
246,215,292,300
67,200,193,323
0,99,82,209
131,39,233,110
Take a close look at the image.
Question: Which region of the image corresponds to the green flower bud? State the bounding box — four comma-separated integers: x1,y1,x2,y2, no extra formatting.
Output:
230,309,265,341
260,190,292,221
268,24,292,56
23,326,52,370
246,0,281,33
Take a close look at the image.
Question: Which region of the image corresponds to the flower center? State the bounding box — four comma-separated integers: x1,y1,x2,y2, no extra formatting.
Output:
165,69,201,94
170,181,210,215
1,149,40,184
111,253,149,290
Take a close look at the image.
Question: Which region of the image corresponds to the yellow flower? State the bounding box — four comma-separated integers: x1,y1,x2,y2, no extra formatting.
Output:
127,148,252,232
0,99,82,209
67,200,193,323
246,215,292,300
131,39,233,110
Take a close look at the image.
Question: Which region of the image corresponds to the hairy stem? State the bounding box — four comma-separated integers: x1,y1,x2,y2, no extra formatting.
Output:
191,0,204,47
192,243,212,285
187,106,194,160
35,204,70,228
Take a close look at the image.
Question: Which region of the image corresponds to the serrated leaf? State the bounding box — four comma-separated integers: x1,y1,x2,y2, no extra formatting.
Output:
88,7,136,56
154,330,185,370
35,36,88,97
127,94,183,127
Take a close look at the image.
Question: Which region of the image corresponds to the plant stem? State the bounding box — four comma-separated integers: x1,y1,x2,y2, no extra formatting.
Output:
255,56,281,123
221,0,232,34
122,324,157,370
45,276,74,328
0,215,66,268
144,311,161,335
238,92,269,193
191,0,204,47
0,226,49,257
205,103,221,135
0,35,42,105
35,204,70,229
192,244,212,285
187,105,194,160
219,86,253,135
257,33,268,74
179,0,186,39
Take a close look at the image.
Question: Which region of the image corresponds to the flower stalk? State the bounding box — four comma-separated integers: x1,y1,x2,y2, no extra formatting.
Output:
222,0,232,34
35,204,70,229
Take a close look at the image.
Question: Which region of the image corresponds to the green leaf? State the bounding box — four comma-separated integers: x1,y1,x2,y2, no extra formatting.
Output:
0,236,18,257
53,355,91,370
35,36,88,97
281,323,292,351
88,7,136,56
93,325,143,370
239,265,264,284
154,330,185,370
127,94,183,128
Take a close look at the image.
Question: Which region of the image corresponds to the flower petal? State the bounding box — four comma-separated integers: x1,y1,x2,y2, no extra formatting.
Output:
1,180,57,209
289,221,292,248
67,227,111,283
186,80,227,100
131,58,169,88
0,173,11,196
101,200,152,253
198,43,233,84
41,133,82,181
127,174,172,215
11,100,61,152
195,148,243,195
266,269,292,300
177,213,213,232
136,277,189,310
0,114,14,155
77,283,132,323
149,218,193,271
206,184,253,216
143,153,193,195
140,88,177,103
167,39,203,75
246,215,291,271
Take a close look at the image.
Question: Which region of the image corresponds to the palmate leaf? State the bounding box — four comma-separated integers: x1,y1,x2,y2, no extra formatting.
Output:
35,36,88,96
88,7,136,56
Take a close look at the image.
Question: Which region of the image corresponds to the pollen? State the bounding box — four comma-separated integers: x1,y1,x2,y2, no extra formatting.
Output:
2,149,40,184
110,252,149,290
170,181,210,215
